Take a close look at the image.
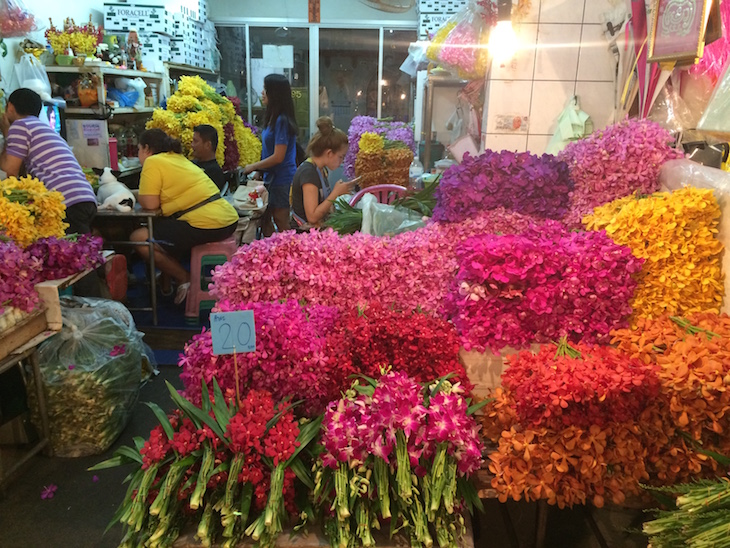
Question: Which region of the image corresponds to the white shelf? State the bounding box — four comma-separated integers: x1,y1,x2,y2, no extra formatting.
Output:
45,65,164,80
164,62,217,77
64,106,156,116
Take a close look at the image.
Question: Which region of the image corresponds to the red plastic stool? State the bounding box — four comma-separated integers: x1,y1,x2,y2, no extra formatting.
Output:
185,237,237,324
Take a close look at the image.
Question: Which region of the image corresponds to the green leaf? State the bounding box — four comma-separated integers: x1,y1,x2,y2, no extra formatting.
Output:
88,455,130,471
133,437,146,452
266,399,303,430
201,379,212,414
467,400,490,415
458,477,484,514
290,459,314,490
351,373,378,387
166,381,226,439
285,416,323,467
145,402,176,440
210,378,231,432
114,445,144,465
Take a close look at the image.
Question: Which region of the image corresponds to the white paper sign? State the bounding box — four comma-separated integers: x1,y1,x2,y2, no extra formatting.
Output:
262,45,294,69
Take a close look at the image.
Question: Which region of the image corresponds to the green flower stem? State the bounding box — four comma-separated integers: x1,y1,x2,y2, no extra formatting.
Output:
196,501,215,547
429,443,448,516
223,453,245,510
443,459,458,515
244,513,265,541
190,444,215,510
396,431,413,503
128,463,159,532
356,501,375,547
336,462,351,520
149,462,187,518
374,457,391,519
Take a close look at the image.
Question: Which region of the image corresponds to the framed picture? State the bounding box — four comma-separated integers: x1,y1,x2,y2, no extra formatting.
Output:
648,0,713,64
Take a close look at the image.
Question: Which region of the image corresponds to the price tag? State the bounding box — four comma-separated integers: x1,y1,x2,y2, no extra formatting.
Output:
210,311,256,355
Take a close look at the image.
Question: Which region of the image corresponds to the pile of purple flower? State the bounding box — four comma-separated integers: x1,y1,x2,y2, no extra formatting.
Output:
445,226,643,352
432,149,574,223
558,118,683,227
344,116,416,178
26,234,104,281
0,240,42,314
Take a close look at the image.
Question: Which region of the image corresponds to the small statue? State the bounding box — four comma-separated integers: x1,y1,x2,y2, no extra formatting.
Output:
126,29,144,70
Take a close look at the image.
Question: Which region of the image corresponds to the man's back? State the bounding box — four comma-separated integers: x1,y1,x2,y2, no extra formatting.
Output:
5,117,96,206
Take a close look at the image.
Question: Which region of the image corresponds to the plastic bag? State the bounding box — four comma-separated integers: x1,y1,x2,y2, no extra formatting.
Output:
360,194,426,236
127,77,147,108
0,0,37,38
30,297,156,457
698,60,730,135
426,1,490,80
106,87,139,107
660,159,730,313
13,53,51,101
648,84,693,135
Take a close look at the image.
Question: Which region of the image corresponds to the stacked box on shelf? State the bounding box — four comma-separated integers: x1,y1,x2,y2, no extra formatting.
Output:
104,2,173,35
417,0,466,39
140,31,171,72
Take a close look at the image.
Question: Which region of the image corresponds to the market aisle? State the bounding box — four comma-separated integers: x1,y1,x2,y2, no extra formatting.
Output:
0,364,182,548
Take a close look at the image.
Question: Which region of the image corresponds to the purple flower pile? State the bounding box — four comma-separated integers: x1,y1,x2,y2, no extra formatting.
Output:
432,149,574,223
445,225,643,352
558,118,683,227
344,116,416,178
0,240,42,314
26,234,104,281
211,211,548,315
179,300,348,416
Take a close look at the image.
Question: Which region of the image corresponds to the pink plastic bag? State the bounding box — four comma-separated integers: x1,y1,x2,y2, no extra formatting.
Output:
0,0,37,38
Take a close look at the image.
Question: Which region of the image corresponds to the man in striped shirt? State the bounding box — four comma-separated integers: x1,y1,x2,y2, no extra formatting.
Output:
0,88,98,234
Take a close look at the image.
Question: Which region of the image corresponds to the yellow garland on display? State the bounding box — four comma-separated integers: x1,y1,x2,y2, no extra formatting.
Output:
583,187,724,320
0,176,67,247
358,132,384,154
147,76,261,169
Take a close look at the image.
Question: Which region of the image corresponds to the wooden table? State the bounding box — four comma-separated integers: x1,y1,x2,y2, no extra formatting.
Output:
94,207,162,325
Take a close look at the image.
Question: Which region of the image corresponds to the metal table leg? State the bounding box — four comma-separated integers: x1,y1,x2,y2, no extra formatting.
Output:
534,500,549,548
147,214,158,326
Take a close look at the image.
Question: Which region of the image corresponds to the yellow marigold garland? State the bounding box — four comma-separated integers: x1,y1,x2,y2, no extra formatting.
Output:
0,176,67,246
583,187,724,320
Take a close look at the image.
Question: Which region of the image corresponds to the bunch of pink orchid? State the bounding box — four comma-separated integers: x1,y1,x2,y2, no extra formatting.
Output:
0,239,41,314
445,226,643,352
211,211,549,316
314,371,484,548
558,118,683,227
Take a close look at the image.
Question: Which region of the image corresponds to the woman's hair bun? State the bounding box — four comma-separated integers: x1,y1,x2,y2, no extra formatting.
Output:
316,116,335,135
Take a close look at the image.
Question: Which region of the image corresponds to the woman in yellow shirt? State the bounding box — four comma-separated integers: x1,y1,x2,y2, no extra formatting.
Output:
131,129,238,304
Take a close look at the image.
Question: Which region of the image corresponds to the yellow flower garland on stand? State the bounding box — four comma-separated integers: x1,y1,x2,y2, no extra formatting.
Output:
147,76,261,171
583,186,724,320
0,176,67,246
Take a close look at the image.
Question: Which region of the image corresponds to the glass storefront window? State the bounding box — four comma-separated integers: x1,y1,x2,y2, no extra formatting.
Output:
249,27,311,142
319,29,380,129
381,29,417,122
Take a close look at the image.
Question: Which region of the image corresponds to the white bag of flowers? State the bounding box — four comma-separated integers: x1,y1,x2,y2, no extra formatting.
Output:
31,297,156,457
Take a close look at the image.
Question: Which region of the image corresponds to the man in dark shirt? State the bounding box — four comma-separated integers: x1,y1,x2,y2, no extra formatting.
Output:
191,124,227,192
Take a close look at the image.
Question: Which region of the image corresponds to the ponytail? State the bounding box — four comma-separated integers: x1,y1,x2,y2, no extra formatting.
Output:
307,116,348,157
139,128,183,155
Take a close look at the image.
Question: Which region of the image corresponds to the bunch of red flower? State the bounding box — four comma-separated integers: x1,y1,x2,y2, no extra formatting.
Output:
502,342,660,430
328,304,472,390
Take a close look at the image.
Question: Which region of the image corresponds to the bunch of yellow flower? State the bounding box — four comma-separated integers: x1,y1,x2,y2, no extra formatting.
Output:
0,176,67,247
45,17,102,56
426,22,456,62
583,187,724,320
147,76,261,171
358,132,384,154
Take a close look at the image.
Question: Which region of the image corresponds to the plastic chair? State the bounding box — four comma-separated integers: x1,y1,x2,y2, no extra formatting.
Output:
348,184,408,206
185,237,238,324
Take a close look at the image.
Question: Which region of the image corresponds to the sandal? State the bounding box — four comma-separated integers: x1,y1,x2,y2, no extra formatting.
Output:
156,273,173,297
174,282,191,305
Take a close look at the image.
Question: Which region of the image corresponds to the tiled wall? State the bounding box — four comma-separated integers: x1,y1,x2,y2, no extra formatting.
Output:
483,0,621,154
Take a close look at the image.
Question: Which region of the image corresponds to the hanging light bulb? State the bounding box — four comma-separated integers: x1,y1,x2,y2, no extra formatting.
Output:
489,0,519,63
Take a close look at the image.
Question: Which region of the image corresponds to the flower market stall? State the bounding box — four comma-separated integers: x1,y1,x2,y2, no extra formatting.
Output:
90,114,730,547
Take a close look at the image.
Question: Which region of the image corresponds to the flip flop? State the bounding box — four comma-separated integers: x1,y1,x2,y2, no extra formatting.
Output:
175,282,191,305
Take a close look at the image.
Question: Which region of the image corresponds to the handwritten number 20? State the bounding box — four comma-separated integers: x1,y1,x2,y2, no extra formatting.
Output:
220,322,252,350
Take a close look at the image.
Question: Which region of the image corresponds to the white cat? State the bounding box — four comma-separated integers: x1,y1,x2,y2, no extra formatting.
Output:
96,167,136,212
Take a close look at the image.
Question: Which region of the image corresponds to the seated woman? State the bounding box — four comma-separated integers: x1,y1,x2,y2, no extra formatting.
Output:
131,129,238,304
291,117,357,228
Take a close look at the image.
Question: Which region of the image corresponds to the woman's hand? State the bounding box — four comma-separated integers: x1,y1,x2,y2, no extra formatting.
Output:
331,179,357,199
243,164,255,175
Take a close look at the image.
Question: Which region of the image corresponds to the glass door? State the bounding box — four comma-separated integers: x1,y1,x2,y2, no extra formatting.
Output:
249,26,311,142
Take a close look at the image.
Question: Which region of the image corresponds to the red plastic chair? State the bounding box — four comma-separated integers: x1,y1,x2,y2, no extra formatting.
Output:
348,184,408,206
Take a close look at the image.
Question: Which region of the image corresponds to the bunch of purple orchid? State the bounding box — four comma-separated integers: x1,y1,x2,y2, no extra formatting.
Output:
314,370,484,548
432,149,574,223
445,225,643,352
0,239,42,315
26,234,104,281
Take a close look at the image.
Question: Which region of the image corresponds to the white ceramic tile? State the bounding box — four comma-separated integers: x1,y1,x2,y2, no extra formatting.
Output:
539,0,585,24
529,80,575,134
534,23,582,81
486,80,533,133
485,134,528,153
519,0,541,23
491,23,538,81
577,24,615,82
583,0,622,24
575,81,616,131
527,134,552,155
